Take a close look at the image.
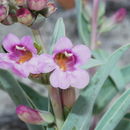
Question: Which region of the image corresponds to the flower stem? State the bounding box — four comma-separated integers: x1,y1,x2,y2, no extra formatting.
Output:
31,28,46,53
48,86,64,130
91,0,99,50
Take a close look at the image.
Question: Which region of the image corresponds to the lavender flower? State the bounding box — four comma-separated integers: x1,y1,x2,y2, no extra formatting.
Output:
0,34,38,77
40,37,91,89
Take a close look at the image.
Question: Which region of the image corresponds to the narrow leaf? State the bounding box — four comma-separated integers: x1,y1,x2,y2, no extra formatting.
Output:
0,70,45,130
62,44,130,130
50,17,65,54
95,89,130,130
93,49,125,91
81,58,104,69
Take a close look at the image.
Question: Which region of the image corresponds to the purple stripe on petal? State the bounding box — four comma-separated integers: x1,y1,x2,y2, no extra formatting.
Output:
20,36,37,54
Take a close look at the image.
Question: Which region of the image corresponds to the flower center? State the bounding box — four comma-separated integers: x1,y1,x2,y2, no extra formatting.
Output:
54,51,77,71
11,45,33,64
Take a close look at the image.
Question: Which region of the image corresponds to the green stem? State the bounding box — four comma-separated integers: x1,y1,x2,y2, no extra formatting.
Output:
91,0,99,50
48,86,64,130
31,28,46,53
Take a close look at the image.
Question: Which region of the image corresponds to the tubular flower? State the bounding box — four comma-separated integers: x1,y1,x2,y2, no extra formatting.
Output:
0,33,42,77
41,37,91,89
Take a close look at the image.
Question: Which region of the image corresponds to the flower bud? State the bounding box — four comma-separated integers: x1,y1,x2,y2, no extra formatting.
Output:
47,2,57,17
16,8,33,25
112,8,127,23
11,0,26,6
16,105,54,125
2,12,17,25
28,0,48,11
0,5,8,22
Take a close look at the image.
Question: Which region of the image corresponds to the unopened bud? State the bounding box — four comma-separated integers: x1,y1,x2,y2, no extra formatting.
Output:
28,0,47,11
16,105,54,125
2,13,17,25
112,8,127,23
16,8,33,25
0,5,8,22
12,0,26,6
47,2,57,16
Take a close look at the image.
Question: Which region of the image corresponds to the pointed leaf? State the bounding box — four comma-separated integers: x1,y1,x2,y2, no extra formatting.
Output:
50,17,65,54
95,89,130,130
62,44,130,130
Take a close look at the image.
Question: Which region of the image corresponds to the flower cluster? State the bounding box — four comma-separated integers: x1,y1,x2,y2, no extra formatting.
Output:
0,0,56,26
0,34,91,89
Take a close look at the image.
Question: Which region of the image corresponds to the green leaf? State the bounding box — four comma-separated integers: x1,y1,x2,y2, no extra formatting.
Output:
19,82,48,111
94,64,130,113
50,17,65,54
62,44,130,130
93,49,125,91
95,89,130,130
81,58,104,69
115,119,130,130
0,69,45,130
75,0,90,45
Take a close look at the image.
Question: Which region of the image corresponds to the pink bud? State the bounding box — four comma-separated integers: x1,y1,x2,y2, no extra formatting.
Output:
16,105,54,125
112,8,127,23
28,0,48,11
47,2,57,17
0,5,8,22
16,8,33,25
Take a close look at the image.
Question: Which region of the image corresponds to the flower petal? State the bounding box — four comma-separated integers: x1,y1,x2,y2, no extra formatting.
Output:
53,37,73,53
26,54,56,74
50,69,70,89
21,36,37,54
12,63,30,78
72,45,91,65
2,34,20,52
38,54,56,73
0,53,14,69
69,69,89,89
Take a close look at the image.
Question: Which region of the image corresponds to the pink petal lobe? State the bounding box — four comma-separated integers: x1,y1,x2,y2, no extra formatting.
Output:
72,45,91,65
50,69,70,89
69,69,89,89
53,37,73,53
2,34,20,52
20,36,37,54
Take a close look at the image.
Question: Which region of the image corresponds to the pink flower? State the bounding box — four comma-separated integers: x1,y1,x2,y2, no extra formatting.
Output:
112,8,127,23
0,34,41,77
41,37,91,89
16,105,54,125
28,0,48,11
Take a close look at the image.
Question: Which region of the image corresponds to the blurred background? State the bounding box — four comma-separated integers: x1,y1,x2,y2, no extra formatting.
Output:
0,0,130,129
